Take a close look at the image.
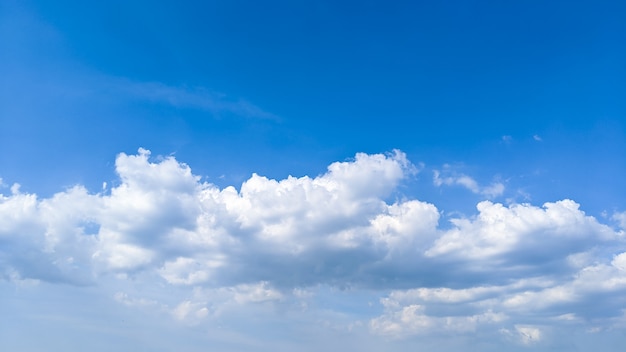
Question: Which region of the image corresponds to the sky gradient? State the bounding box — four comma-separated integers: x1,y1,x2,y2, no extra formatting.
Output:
1,0,626,351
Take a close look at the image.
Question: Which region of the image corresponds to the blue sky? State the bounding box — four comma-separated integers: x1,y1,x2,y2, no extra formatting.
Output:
1,0,626,350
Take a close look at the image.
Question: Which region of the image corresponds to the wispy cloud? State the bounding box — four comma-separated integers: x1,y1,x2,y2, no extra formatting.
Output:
110,79,279,121
433,167,505,198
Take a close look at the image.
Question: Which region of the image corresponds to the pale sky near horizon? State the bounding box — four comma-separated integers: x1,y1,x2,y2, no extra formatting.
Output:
1,1,626,351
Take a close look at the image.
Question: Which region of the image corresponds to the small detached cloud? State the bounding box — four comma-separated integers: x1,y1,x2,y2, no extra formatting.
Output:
500,325,543,345
1,149,625,346
433,167,505,198
613,211,626,230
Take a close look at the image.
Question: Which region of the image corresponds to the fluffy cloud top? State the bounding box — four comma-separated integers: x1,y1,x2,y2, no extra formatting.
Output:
1,149,625,345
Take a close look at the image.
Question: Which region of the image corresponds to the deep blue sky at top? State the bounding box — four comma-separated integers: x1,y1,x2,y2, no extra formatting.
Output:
1,0,625,213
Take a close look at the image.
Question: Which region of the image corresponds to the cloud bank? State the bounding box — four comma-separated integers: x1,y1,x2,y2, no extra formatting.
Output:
1,149,625,346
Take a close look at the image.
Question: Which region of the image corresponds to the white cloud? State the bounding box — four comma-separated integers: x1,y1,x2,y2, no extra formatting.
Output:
1,148,625,344
172,300,205,321
426,199,618,261
433,168,505,198
370,249,626,340
613,211,626,230
515,325,543,344
231,281,283,304
500,325,543,344
158,256,220,285
370,303,506,337
612,252,626,271
384,285,505,304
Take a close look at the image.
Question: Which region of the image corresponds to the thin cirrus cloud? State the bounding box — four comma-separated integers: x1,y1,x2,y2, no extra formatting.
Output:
110,78,279,121
1,149,625,346
0,4,276,123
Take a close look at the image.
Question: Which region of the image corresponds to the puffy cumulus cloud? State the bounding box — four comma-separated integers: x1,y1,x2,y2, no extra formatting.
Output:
371,250,626,339
0,148,425,287
367,198,625,340
1,148,625,345
0,184,99,285
93,148,204,272
613,252,626,271
427,200,618,264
